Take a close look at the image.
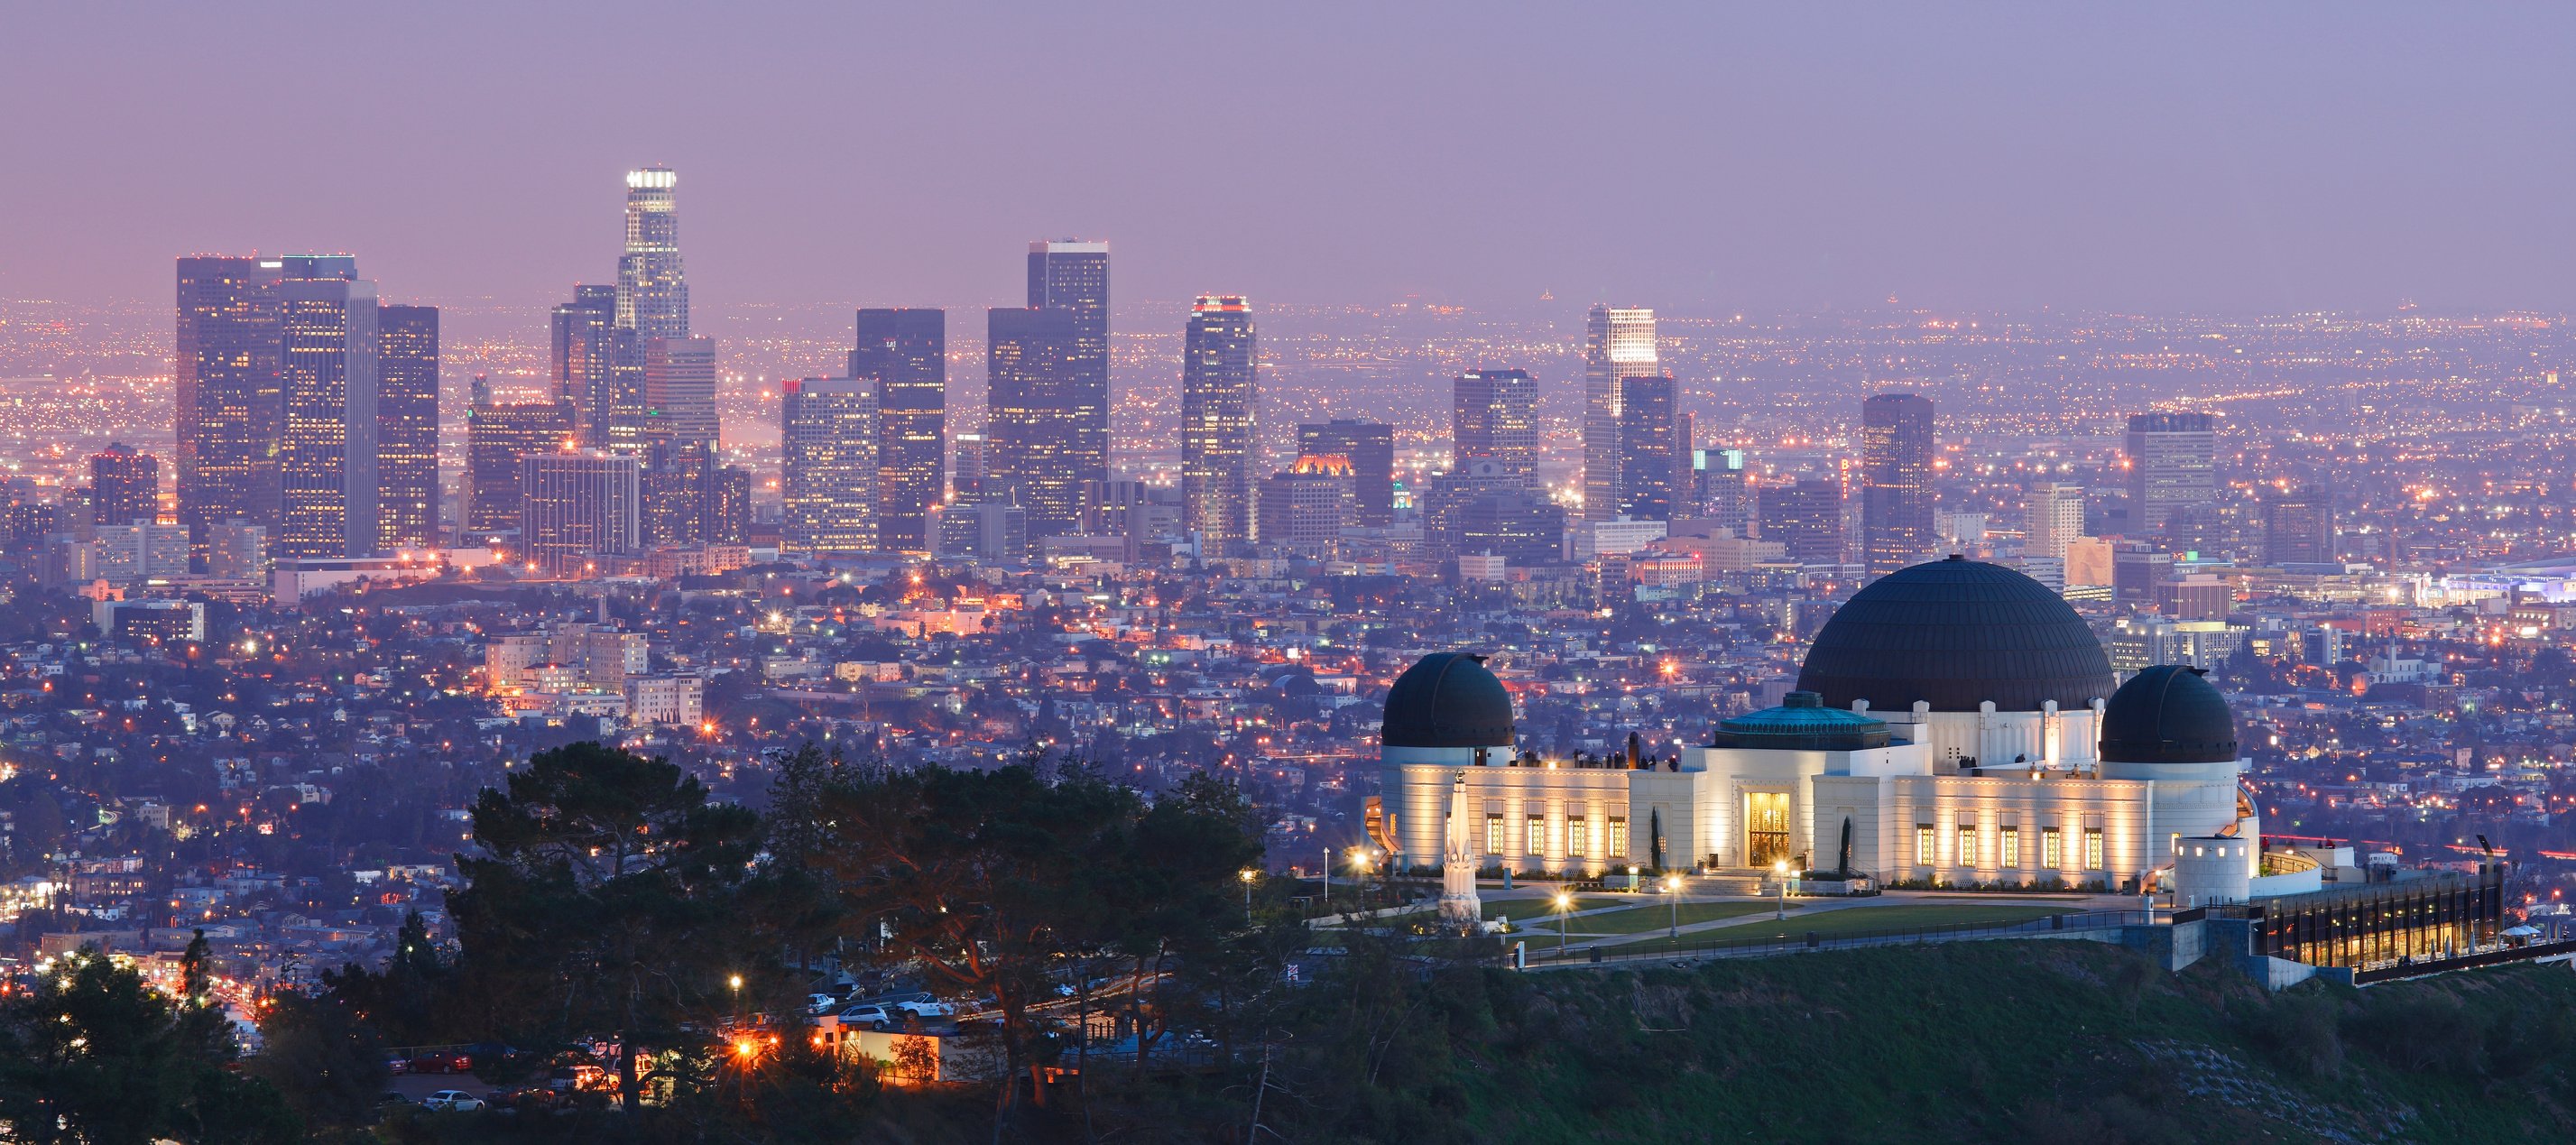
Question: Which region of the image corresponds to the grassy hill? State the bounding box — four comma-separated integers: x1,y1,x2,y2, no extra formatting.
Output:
1225,938,2576,1144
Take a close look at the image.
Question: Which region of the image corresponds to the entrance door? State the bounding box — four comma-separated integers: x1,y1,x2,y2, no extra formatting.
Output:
1746,792,1791,867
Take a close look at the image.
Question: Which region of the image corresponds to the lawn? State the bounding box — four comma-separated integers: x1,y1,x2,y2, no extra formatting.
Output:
1559,900,1781,935
1481,895,1620,920
1603,902,2077,953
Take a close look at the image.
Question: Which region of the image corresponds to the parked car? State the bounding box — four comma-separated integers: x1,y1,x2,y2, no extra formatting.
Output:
806,993,840,1015
894,999,954,1020
549,1064,613,1093
422,1090,485,1113
410,1050,472,1075
382,1052,410,1076
837,1003,894,1030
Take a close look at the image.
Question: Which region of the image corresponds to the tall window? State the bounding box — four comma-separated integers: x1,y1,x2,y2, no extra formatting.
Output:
1957,825,1978,867
2000,826,2020,869
1527,816,1546,855
2084,828,2104,871
2042,827,2064,870
1486,814,1504,855
1916,824,1934,866
1609,817,1629,858
1568,816,1590,858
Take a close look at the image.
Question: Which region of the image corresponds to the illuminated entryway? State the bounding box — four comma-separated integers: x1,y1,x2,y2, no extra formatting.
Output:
1746,791,1791,867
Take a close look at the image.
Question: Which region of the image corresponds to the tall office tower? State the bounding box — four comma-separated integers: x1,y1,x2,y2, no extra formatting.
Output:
1180,296,1259,545
2026,483,2088,564
1582,305,1657,521
1453,368,1538,485
205,521,266,579
465,397,573,536
709,466,751,543
1022,240,1111,516
780,377,880,553
174,256,284,558
1257,455,1356,559
1758,477,1844,564
1423,460,1564,565
1299,419,1394,527
1858,392,1936,575
950,432,992,503
549,285,623,448
89,443,160,527
1700,448,1750,533
375,304,439,549
615,166,688,341
1614,374,1682,522
519,450,641,572
641,335,720,543
2124,411,2218,538
274,256,380,560
985,306,1089,536
849,309,946,552
2264,485,2336,565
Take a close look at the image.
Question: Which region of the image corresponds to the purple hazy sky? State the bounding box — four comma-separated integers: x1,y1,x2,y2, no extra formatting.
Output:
7,5,2574,316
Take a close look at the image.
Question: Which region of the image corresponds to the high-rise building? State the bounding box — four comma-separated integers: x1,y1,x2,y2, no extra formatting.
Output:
950,432,992,503
375,304,439,549
1299,419,1394,528
1859,392,1936,575
1758,478,1843,564
2124,411,2218,539
615,166,688,342
849,309,946,553
709,466,751,544
985,306,1088,536
174,256,284,558
1258,455,1356,559
1181,296,1259,546
466,398,576,536
1614,374,1683,522
206,521,266,579
780,377,880,554
2026,483,2088,565
89,443,160,527
1583,305,1657,522
1698,448,1749,533
520,451,641,572
274,256,381,560
1017,241,1110,530
1453,368,1537,486
549,285,625,448
1424,460,1564,564
2264,485,2336,566
642,336,718,454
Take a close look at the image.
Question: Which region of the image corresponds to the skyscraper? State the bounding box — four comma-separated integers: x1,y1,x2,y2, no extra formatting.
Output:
1181,296,1258,546
1258,454,1356,559
520,450,641,572
1018,240,1110,528
549,285,623,448
1859,392,1935,575
641,335,719,544
615,166,688,342
375,303,439,549
2124,411,2218,539
1453,368,1537,486
2026,483,2088,564
780,376,880,554
1759,478,1844,565
1299,419,1394,528
985,306,1087,536
1615,374,1683,522
466,396,574,536
274,256,380,560
1583,305,1657,522
89,443,160,528
2264,485,2336,566
174,256,283,558
849,309,946,552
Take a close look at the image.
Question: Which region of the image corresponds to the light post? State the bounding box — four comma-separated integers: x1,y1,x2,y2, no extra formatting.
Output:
1240,868,1257,924
1350,847,1373,911
1666,873,1683,939
1773,860,1790,920
1555,891,1573,958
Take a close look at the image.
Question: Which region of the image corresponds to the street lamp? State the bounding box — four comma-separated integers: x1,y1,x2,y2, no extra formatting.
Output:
1666,873,1683,939
1240,868,1258,924
1555,891,1573,958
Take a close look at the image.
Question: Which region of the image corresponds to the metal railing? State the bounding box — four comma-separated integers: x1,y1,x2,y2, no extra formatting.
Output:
1522,908,2163,967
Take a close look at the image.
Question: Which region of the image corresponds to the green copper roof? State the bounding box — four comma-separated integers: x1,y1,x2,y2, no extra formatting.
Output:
1712,691,1890,751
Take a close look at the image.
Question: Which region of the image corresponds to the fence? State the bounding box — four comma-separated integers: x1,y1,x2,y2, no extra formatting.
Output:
1522,908,2163,967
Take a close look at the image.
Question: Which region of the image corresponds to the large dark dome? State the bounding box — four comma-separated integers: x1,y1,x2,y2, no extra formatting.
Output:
1380,652,1515,749
1796,557,2117,713
2099,665,2238,764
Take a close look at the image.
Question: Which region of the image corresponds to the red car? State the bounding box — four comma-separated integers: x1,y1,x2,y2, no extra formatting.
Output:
409,1050,472,1075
